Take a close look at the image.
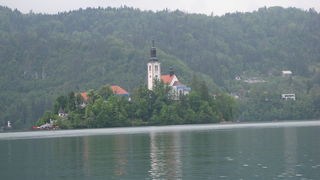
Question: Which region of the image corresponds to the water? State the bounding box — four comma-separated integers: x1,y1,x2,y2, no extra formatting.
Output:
1,121,320,180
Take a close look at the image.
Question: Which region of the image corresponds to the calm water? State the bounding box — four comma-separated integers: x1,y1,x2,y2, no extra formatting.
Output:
1,121,320,180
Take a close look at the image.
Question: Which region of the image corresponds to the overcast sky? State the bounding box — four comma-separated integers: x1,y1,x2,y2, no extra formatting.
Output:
0,0,319,15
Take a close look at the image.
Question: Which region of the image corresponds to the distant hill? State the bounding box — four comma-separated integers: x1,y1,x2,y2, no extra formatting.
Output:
0,6,319,128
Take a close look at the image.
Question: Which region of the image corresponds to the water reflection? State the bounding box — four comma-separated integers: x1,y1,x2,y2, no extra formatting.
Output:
80,135,130,178
282,128,298,178
113,135,128,176
149,132,182,180
1,125,320,180
82,136,90,177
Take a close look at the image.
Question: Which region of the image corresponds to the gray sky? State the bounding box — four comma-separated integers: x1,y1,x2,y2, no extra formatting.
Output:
0,0,319,15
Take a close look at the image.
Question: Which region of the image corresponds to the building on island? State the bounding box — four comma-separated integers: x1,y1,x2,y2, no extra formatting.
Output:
147,40,161,90
111,85,130,97
110,85,131,101
161,68,191,98
147,41,191,98
58,108,68,119
78,85,130,107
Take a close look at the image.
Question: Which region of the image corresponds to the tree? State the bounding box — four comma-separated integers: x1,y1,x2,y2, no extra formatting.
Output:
36,111,57,126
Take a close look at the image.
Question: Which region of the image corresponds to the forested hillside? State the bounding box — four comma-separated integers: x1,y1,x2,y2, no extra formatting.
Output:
0,6,320,128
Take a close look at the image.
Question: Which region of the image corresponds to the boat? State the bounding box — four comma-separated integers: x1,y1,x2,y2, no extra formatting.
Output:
31,123,60,130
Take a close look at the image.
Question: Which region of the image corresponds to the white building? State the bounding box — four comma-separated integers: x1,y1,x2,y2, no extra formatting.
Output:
282,71,293,77
147,41,191,97
7,121,11,128
58,108,68,119
161,70,191,99
281,94,296,100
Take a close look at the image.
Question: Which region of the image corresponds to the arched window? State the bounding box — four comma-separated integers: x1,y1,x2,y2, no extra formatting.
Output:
149,66,151,71
155,65,158,71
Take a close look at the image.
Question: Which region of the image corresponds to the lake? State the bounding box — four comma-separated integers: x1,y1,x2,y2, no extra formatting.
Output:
1,121,320,180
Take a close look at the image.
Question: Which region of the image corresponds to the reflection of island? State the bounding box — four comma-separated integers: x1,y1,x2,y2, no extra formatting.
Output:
81,135,129,178
149,132,182,180
82,136,90,176
113,135,128,176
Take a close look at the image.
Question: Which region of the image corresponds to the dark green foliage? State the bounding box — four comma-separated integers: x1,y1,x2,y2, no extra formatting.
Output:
39,81,235,129
236,77,320,121
36,111,58,126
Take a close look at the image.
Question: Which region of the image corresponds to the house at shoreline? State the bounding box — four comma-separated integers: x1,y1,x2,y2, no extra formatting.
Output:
147,40,191,98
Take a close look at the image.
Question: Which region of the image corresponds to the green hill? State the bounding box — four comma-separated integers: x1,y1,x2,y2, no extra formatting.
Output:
0,6,320,128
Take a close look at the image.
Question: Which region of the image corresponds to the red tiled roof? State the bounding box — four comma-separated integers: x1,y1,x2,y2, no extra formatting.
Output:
111,85,129,95
80,92,89,101
161,74,175,84
172,81,183,86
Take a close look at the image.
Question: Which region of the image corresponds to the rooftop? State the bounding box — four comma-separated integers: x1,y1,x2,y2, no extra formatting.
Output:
161,74,175,84
111,85,129,95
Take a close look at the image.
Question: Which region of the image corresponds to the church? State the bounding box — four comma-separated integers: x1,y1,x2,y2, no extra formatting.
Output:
147,41,191,98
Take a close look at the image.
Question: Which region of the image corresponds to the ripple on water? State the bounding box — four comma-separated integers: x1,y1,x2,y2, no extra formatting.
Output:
225,157,234,161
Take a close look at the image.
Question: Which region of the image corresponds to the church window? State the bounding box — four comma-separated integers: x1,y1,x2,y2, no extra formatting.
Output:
149,66,151,71
155,65,158,71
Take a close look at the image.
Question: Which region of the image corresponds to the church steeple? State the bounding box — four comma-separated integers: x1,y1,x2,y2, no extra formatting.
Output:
169,67,175,76
147,40,161,90
150,40,158,61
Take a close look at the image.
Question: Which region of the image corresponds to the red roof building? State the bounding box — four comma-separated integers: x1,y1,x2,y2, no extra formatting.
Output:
80,92,89,101
160,74,179,86
111,85,130,96
78,86,130,101
161,75,175,84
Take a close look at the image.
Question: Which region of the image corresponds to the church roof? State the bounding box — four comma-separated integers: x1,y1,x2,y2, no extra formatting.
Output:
111,85,129,95
78,86,129,100
161,74,175,84
80,92,89,101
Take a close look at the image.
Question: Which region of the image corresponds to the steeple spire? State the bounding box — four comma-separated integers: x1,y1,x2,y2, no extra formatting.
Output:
150,40,157,61
147,40,161,90
169,67,175,76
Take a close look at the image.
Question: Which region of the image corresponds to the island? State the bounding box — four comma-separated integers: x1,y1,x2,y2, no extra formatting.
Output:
36,42,236,129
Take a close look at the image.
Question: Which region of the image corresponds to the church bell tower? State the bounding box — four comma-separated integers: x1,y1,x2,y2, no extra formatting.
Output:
147,40,161,90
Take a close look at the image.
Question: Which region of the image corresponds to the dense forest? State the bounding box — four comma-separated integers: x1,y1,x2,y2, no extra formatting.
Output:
0,6,320,129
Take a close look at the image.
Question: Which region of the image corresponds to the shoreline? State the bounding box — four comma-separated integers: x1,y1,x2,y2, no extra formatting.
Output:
1,120,320,140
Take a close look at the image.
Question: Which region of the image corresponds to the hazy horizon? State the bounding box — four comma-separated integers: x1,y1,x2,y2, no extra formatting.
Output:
0,0,319,16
